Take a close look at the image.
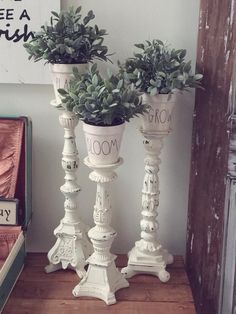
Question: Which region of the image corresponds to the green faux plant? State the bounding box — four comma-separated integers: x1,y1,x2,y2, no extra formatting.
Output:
58,64,148,126
120,39,203,95
24,6,110,64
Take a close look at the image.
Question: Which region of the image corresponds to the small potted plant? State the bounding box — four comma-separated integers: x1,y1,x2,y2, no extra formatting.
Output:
59,64,148,165
120,39,203,133
24,6,110,105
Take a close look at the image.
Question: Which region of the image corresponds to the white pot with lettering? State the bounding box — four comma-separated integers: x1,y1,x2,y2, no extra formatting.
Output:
141,93,177,134
49,63,88,105
83,122,125,165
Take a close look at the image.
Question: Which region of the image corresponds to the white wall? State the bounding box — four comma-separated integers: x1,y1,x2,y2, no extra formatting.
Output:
0,0,200,255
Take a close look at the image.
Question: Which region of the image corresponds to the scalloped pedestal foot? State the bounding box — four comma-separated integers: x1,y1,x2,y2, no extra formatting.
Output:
74,268,87,278
121,264,170,283
45,262,62,274
158,269,170,282
45,261,87,278
121,266,137,279
73,262,129,305
121,247,172,283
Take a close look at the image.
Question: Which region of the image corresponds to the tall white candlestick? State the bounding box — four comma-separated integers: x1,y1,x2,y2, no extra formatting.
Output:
73,157,129,304
45,110,92,278
121,132,173,282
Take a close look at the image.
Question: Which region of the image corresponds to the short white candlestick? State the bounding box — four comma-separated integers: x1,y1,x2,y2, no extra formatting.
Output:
121,131,173,282
73,157,129,305
45,109,93,278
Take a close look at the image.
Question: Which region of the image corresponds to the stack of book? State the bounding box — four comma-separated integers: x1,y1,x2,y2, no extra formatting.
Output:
0,117,32,311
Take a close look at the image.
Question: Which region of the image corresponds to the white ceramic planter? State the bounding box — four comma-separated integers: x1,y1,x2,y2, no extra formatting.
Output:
83,122,125,165
49,63,88,105
141,93,177,134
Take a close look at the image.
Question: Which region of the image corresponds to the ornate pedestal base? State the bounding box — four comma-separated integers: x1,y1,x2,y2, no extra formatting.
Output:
122,247,173,282
45,108,92,278
73,157,129,304
45,220,92,278
121,132,173,282
73,257,128,305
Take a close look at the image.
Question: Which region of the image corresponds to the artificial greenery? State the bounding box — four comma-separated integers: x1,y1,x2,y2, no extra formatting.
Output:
58,64,148,126
24,6,110,64
120,39,203,95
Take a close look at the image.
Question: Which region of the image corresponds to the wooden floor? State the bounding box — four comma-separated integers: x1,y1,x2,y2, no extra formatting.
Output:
3,254,195,314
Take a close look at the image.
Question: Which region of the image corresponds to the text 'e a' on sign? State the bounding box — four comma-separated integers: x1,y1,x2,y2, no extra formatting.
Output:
0,0,60,84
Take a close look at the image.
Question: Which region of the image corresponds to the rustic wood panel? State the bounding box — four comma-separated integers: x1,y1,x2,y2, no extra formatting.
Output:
3,253,195,314
224,66,236,314
186,0,236,313
234,258,236,312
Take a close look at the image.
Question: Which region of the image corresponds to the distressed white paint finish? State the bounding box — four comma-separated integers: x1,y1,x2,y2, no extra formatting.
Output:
207,226,211,255
73,157,129,304
121,96,176,280
45,110,93,278
122,130,174,282
190,233,194,253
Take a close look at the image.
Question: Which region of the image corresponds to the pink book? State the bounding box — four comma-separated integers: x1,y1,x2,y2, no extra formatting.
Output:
0,227,21,264
0,120,24,263
0,119,24,198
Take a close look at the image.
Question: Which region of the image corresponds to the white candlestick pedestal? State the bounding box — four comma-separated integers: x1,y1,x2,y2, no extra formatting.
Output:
73,157,129,305
121,131,174,282
45,108,93,278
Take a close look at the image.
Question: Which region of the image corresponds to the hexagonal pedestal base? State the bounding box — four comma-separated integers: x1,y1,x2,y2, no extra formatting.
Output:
73,260,129,305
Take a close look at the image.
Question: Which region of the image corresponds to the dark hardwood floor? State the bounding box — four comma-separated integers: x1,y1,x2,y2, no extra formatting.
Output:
3,253,195,314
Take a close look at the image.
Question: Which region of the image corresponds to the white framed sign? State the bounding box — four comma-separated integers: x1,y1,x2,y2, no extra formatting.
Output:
0,199,18,225
0,0,60,84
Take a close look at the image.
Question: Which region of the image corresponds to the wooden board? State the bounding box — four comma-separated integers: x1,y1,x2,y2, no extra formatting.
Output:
186,0,236,313
3,253,195,314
